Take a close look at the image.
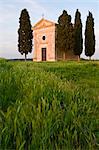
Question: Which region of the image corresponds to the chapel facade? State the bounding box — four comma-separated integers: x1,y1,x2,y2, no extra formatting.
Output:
32,18,78,61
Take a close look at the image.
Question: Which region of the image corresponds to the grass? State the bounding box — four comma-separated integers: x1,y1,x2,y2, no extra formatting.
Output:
0,59,99,149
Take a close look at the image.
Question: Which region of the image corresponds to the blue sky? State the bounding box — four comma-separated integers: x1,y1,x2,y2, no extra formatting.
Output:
0,0,99,59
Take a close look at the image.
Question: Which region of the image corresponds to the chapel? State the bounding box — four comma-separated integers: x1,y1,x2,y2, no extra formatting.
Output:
32,18,78,61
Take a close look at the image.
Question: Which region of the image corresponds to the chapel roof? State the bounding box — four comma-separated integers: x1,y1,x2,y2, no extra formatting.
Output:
32,18,56,30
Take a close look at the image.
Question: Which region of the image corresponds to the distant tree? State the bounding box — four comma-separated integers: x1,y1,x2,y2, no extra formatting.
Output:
85,11,95,60
56,10,74,58
74,9,83,61
18,9,33,61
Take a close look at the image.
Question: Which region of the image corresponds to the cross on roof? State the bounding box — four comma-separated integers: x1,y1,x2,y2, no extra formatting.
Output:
42,13,44,19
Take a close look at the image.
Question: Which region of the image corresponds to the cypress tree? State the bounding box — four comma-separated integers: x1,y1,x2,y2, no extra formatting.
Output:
57,10,70,52
56,10,74,59
68,22,74,54
85,11,95,60
18,9,33,61
74,9,83,61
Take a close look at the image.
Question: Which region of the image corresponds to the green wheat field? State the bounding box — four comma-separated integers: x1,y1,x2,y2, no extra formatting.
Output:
0,59,99,150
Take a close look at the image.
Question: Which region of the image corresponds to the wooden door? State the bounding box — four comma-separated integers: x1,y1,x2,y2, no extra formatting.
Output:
42,48,46,61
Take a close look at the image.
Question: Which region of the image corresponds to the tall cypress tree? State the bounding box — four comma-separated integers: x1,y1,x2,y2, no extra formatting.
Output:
85,11,95,60
68,22,74,54
18,9,33,61
56,10,74,59
57,10,70,52
74,9,83,61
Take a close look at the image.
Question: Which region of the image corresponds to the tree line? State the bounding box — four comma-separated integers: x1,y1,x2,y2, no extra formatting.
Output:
18,9,95,60
56,9,95,60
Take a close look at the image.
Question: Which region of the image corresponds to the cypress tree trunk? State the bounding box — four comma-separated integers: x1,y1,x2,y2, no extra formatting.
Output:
89,56,91,60
63,52,65,60
25,53,27,61
77,55,80,61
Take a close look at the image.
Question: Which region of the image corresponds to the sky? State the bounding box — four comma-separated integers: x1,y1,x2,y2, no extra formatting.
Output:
0,0,99,59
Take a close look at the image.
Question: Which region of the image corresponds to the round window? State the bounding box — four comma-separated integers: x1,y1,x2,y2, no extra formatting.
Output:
42,36,46,40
